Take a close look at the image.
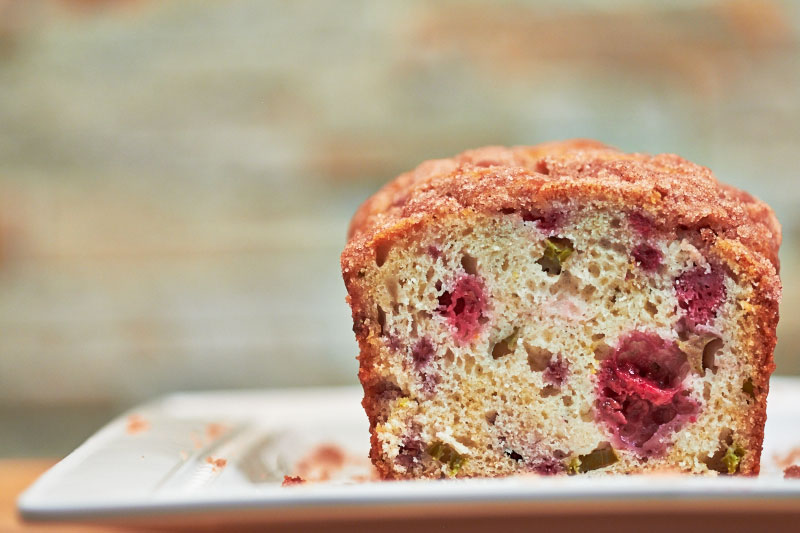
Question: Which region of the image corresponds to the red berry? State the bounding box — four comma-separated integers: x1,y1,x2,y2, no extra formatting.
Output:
437,275,486,343
674,266,726,326
595,332,698,455
632,243,662,272
628,212,654,238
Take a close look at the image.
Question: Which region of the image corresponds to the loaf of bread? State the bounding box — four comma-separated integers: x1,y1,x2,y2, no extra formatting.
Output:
341,140,780,479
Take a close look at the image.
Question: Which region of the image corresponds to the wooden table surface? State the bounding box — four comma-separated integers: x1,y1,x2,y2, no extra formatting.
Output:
6,458,800,533
0,459,109,532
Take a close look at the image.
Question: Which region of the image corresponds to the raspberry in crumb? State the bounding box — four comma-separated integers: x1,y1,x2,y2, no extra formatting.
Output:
674,266,726,326
437,274,486,343
632,243,662,272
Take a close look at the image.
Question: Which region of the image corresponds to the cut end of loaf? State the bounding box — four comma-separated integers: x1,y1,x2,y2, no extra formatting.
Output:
347,206,773,479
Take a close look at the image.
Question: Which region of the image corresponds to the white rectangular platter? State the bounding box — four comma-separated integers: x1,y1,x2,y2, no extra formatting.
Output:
17,377,800,527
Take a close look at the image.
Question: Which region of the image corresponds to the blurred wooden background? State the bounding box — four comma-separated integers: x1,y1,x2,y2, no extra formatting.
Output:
0,0,798,455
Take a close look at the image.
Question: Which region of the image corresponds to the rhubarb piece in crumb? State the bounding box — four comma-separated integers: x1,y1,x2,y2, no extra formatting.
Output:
427,441,466,476
537,237,573,275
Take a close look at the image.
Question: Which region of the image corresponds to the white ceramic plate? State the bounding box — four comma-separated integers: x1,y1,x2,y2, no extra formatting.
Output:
18,378,800,527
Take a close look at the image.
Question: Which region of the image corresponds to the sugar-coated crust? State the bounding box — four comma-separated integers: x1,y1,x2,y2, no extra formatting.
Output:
341,140,781,477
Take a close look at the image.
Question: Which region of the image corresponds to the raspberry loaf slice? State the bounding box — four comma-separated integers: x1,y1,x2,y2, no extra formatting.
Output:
341,140,781,479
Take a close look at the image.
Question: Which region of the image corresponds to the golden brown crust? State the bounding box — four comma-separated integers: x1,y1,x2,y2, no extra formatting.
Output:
341,139,781,477
345,140,780,268
713,237,779,475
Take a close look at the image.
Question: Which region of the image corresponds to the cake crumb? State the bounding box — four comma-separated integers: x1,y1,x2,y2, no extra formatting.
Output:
206,456,228,471
294,444,346,482
291,443,379,482
126,414,150,435
774,446,800,470
205,422,230,440
282,475,306,487
784,465,800,479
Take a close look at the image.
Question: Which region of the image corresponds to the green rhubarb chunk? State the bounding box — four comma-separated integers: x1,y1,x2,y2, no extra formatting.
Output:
427,441,466,476
537,238,574,275
678,335,722,376
578,446,619,473
492,329,519,359
566,457,581,476
448,453,465,475
427,441,445,461
724,445,745,475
